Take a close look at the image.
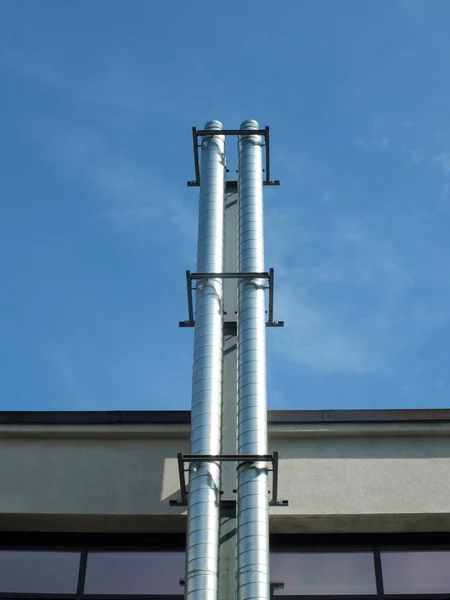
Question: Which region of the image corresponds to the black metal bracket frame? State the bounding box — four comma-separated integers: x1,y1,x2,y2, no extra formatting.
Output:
178,579,284,597
187,126,281,187
179,268,284,328
169,451,288,507
270,583,285,597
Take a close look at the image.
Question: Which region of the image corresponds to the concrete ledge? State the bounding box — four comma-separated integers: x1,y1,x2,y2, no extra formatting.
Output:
270,513,450,534
1,513,450,536
0,513,187,534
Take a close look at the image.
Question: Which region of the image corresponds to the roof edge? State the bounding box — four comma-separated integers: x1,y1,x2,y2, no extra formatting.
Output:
0,408,449,425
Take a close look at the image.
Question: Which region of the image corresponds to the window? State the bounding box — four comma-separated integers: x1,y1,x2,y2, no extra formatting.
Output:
381,551,450,594
271,552,377,595
0,550,80,593
84,551,185,595
3,538,450,600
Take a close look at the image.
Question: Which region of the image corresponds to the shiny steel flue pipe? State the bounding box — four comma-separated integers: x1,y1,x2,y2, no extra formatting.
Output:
236,119,270,600
185,120,226,600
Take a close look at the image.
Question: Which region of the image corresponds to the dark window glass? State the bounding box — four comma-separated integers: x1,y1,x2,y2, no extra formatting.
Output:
271,552,377,595
0,550,80,593
381,551,450,593
84,551,185,595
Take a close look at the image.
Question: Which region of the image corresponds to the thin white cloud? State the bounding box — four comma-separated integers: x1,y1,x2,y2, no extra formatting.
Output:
435,153,450,172
266,214,446,375
374,137,391,148
3,51,199,254
274,287,387,374
354,137,390,151
36,120,197,257
409,149,426,164
40,341,95,406
397,0,427,21
439,182,450,210
0,50,60,87
372,115,389,132
330,217,413,293
322,189,335,204
352,139,369,151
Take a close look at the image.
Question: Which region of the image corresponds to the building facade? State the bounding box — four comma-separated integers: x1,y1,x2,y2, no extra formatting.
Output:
1,409,450,598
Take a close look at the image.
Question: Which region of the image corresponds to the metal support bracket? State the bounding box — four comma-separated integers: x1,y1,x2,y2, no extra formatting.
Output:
271,583,285,598
179,580,284,595
179,269,284,328
187,126,280,187
169,451,289,507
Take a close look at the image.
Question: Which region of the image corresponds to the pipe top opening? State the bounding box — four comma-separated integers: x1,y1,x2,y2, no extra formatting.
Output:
204,120,223,131
240,119,260,131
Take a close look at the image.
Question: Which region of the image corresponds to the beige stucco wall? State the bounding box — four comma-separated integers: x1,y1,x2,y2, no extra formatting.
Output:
0,421,449,533
270,423,450,533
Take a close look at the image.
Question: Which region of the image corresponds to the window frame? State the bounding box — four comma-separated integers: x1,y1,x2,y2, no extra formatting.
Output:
1,532,450,600
0,534,186,600
270,549,379,597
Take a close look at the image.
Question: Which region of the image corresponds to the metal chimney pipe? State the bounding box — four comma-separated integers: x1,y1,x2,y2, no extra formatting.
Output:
185,120,226,600
236,120,270,600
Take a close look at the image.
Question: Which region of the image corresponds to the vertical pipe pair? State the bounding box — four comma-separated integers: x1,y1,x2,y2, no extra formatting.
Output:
185,119,269,600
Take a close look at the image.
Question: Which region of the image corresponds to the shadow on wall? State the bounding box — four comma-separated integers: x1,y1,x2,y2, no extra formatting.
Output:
0,434,190,526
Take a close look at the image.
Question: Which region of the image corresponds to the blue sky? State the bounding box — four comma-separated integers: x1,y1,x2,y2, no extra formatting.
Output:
1,0,449,411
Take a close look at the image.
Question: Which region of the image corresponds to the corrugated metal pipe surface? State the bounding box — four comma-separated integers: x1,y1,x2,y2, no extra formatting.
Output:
185,120,226,600
236,119,270,600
